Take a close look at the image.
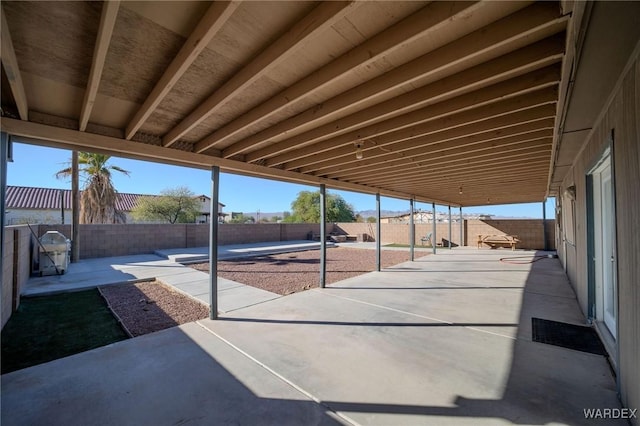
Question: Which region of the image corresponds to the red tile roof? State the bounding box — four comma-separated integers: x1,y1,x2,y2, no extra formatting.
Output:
6,186,224,212
6,186,145,211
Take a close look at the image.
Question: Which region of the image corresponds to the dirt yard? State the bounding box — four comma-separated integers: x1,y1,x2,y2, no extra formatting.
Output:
190,246,413,295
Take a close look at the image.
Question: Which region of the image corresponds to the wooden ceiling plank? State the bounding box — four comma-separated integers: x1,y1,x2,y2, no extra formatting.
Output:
195,1,481,153
223,2,567,158
266,37,562,167
125,1,239,140
0,6,28,120
79,1,120,132
162,1,354,147
294,108,556,173
258,71,560,167
322,134,553,179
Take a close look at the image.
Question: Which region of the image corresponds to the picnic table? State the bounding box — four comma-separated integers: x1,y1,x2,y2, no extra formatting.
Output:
477,234,519,250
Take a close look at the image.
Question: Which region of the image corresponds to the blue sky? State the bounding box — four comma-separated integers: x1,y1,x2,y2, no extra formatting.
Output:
8,143,554,218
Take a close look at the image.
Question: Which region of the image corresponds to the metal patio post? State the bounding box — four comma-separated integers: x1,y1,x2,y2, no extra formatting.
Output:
409,198,415,261
459,206,463,247
1,134,9,293
448,205,452,249
71,151,80,262
319,184,326,288
542,200,548,251
432,202,436,254
376,193,381,271
209,166,220,319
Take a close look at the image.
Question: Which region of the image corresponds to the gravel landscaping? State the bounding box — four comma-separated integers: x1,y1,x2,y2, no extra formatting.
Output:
100,280,209,337
97,247,416,337
190,246,414,295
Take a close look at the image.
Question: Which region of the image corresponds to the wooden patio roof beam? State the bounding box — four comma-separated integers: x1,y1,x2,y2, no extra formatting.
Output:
79,0,120,132
323,136,552,180
194,1,482,153
407,173,549,189
349,152,551,186
125,1,239,140
252,58,561,166
315,122,553,176
354,155,550,183
0,6,28,120
162,1,354,147
259,70,560,167
264,35,563,167
1,117,459,207
338,145,552,185
223,2,567,158
295,108,556,173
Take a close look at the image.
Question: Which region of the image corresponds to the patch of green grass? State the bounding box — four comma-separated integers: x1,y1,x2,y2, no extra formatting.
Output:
1,289,129,374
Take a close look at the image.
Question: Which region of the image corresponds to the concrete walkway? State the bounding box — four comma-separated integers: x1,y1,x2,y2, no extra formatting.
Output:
22,240,333,312
4,248,621,425
155,239,335,263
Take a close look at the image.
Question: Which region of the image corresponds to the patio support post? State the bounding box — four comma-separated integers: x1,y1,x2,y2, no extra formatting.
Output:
1,133,9,282
409,198,415,261
319,184,326,288
459,207,463,247
59,190,64,224
448,205,452,249
71,151,80,262
542,200,548,251
432,202,436,254
209,165,220,319
376,193,381,271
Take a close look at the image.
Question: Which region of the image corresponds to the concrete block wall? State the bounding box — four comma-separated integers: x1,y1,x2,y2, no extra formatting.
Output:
34,220,554,260
334,222,463,246
2,226,32,329
467,219,555,250
336,220,554,250
38,223,322,259
39,224,193,258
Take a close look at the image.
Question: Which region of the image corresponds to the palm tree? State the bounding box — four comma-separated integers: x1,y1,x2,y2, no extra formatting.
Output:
56,152,130,224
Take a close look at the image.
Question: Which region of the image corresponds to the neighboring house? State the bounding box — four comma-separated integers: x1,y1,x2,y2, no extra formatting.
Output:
381,211,476,224
4,186,225,225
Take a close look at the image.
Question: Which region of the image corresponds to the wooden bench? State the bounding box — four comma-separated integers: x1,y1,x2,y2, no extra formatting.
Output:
477,234,519,250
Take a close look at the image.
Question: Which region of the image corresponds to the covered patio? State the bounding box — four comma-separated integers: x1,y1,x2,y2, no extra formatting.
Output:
1,249,621,425
2,1,639,423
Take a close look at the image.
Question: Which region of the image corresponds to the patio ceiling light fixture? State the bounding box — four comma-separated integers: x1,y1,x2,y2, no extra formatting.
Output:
354,142,363,160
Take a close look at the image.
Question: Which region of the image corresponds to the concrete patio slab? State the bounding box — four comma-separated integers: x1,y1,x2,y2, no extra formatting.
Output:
0,322,342,426
21,249,282,312
193,284,282,313
5,248,621,425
